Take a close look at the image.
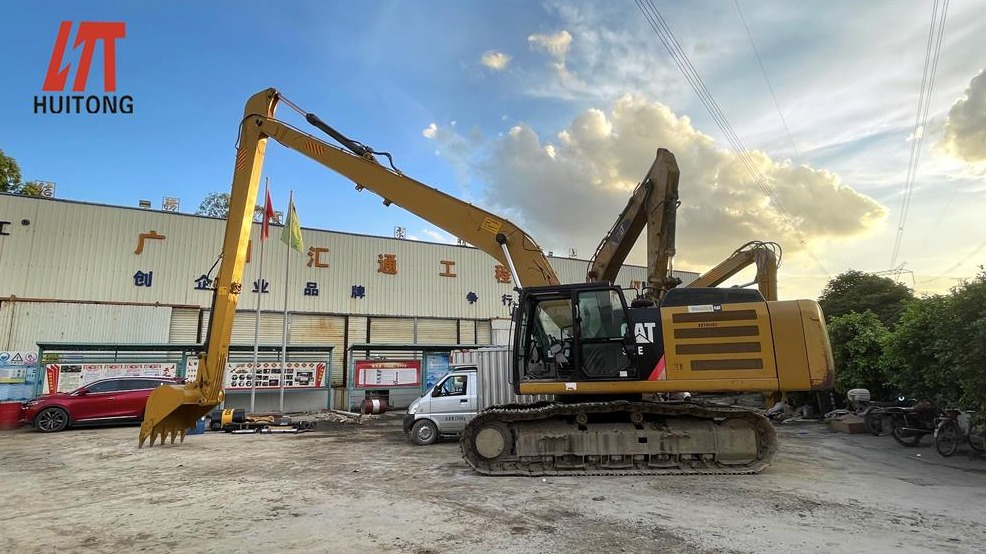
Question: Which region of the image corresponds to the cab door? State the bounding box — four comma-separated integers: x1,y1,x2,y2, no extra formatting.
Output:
575,288,635,379
428,373,477,433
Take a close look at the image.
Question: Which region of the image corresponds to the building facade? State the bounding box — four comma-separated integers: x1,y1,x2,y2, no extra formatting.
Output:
0,193,698,409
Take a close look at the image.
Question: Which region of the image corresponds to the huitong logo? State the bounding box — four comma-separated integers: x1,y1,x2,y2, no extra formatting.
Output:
34,21,133,115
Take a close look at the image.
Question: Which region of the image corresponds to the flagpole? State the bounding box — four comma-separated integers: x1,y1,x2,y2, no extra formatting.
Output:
250,177,269,413
280,190,293,413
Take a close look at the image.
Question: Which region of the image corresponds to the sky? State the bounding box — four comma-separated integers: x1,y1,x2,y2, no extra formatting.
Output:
3,0,986,300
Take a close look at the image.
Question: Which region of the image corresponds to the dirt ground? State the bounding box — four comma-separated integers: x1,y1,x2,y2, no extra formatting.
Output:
1,413,985,554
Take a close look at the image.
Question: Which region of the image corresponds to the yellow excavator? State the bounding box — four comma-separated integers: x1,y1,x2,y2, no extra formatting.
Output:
140,88,834,477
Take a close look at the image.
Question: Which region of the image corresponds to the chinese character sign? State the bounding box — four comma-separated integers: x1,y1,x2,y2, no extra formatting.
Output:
378,254,397,275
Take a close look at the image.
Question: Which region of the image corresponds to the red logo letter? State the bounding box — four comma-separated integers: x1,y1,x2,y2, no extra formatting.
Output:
42,21,126,92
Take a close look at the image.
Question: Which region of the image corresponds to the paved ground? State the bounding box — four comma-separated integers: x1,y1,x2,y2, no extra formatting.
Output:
1,413,985,553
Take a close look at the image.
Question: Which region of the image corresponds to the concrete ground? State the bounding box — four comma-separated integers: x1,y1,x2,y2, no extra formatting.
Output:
1,413,984,553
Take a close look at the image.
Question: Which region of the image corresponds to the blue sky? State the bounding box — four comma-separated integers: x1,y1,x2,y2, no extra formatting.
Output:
4,0,986,299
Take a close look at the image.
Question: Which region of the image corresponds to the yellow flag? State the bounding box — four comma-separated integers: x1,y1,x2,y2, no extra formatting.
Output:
280,194,304,254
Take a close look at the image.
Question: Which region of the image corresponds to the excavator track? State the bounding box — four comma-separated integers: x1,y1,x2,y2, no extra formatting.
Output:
460,400,777,476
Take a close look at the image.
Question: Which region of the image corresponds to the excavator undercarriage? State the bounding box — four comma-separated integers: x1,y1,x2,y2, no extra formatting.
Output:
461,400,777,476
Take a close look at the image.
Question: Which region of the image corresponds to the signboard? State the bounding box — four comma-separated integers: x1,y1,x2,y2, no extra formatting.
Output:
0,351,41,401
44,362,177,394
185,359,327,390
354,359,421,389
423,353,451,391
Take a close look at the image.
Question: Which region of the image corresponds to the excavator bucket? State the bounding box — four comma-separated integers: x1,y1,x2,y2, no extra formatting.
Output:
138,384,215,448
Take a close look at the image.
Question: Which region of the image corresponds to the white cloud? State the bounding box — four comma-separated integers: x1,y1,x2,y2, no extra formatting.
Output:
481,50,512,71
422,123,438,139
938,67,986,163
528,30,572,58
478,95,887,273
406,228,457,244
527,30,585,90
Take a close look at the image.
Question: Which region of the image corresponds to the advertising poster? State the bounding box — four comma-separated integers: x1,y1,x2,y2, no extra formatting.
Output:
423,353,451,392
0,351,41,401
354,359,421,389
185,359,327,390
44,362,177,394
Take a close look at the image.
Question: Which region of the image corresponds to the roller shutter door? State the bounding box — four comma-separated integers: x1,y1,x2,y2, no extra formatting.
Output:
415,318,457,345
200,310,285,346
369,317,414,344
169,308,201,344
291,314,346,387
476,320,492,345
458,320,476,345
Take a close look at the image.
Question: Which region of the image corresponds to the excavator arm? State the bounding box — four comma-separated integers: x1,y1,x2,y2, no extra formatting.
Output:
138,88,558,446
586,149,681,300
686,241,780,301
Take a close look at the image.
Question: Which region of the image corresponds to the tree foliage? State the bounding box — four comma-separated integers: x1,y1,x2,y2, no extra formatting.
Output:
0,149,47,196
827,311,891,396
196,192,268,221
880,295,957,403
943,269,986,415
1,148,24,193
818,270,914,328
823,267,986,416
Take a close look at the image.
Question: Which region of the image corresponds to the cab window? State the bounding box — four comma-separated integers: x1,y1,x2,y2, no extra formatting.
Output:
433,375,468,397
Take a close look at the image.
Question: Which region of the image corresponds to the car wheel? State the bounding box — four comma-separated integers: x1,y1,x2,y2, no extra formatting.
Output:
35,407,69,433
411,419,439,445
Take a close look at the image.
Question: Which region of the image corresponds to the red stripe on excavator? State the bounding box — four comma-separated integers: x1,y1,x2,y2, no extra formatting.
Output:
648,356,666,381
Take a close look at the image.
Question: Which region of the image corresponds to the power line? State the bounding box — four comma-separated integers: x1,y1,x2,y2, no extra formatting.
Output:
890,0,950,270
734,0,803,164
918,236,986,285
633,0,830,276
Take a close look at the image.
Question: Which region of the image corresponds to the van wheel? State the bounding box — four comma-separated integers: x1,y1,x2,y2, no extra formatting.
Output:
411,419,439,445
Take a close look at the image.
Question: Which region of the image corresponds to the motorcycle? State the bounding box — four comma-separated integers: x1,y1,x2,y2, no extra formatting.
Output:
934,409,986,457
859,394,916,436
887,400,943,447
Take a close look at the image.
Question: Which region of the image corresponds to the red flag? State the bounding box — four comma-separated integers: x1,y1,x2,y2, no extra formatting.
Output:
261,187,276,240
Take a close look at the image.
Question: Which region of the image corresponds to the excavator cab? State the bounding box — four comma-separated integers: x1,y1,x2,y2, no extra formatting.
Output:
513,283,637,386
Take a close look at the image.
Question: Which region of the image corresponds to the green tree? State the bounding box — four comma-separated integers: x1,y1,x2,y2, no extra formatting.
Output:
196,192,269,221
818,270,914,328
942,268,986,415
19,181,48,197
1,148,24,193
881,295,957,404
827,311,891,396
196,192,230,218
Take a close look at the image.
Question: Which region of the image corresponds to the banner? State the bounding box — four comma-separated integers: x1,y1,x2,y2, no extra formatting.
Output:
44,362,177,394
184,359,327,390
0,351,41,401
423,353,451,391
354,359,421,389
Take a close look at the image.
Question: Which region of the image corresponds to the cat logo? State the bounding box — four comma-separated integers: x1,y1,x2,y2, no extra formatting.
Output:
634,322,657,344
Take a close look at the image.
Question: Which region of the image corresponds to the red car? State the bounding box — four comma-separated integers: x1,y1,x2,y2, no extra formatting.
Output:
20,376,185,433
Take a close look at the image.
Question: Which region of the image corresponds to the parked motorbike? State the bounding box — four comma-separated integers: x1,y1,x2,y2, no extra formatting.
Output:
887,400,943,447
859,394,917,436
934,409,986,457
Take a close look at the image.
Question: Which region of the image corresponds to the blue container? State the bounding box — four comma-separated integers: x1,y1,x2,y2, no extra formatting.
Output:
187,416,206,435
